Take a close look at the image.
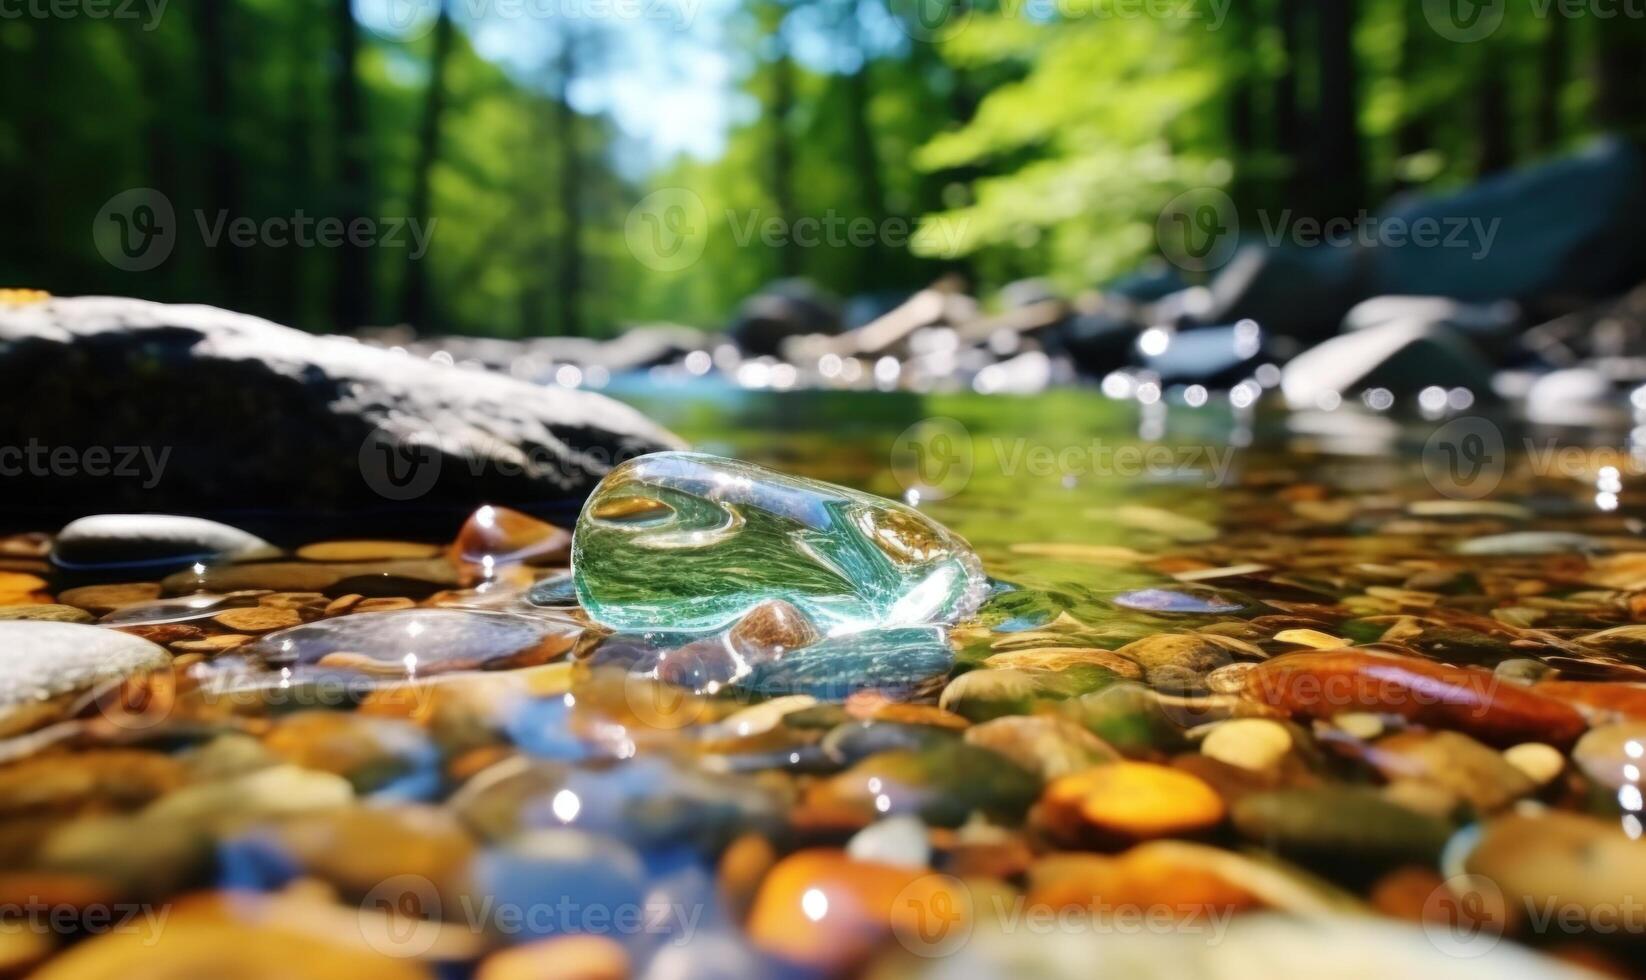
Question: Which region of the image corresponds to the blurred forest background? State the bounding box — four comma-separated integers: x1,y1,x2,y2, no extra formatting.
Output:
3,0,1644,337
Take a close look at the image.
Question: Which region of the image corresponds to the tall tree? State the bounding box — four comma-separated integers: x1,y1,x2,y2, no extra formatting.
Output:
1314,0,1363,218
764,0,799,277
553,36,584,337
1273,0,1306,202
1534,13,1568,151
1475,46,1512,176
194,0,247,304
400,0,456,330
331,0,372,329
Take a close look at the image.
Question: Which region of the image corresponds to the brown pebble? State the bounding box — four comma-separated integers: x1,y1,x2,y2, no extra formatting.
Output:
115,624,205,644
171,634,254,654
354,597,418,613
297,540,444,562
58,583,162,615
323,594,364,617
211,608,303,633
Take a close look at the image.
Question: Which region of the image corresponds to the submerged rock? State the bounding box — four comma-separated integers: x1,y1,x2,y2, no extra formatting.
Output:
51,514,273,575
573,452,987,633
0,622,170,734
736,626,954,701
248,609,578,677
0,297,681,517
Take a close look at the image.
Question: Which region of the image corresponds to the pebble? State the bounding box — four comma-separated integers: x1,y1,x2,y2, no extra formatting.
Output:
963,715,1121,778
0,604,93,624
472,829,648,943
1041,762,1225,845
142,765,354,826
212,606,304,633
475,935,628,980
1230,787,1452,863
1114,633,1235,693
1503,742,1565,786
452,505,573,568
241,805,475,904
1271,628,1347,649
250,609,577,676
50,514,272,573
1464,810,1646,933
160,558,460,598
1246,650,1590,748
262,711,437,794
727,598,821,658
57,582,161,614
737,626,954,701
1360,730,1535,812
1570,723,1646,790
746,849,966,971
1200,718,1293,772
296,540,443,562
845,814,931,868
1111,587,1247,615
0,623,170,734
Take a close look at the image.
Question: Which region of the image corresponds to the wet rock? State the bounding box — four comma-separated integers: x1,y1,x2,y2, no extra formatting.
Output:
248,609,577,678
0,749,186,817
162,558,461,598
1245,650,1589,748
0,623,170,735
1343,295,1521,339
1231,787,1452,864
1455,531,1602,557
476,935,630,980
1039,762,1225,846
745,849,964,971
1110,588,1247,615
1025,842,1265,917
964,715,1121,779
1280,321,1495,410
141,764,354,826
727,599,821,659
0,604,92,624
1199,718,1293,773
51,514,272,576
1135,322,1273,387
472,829,648,944
1114,633,1238,693
1464,810,1646,939
236,805,475,905
573,453,986,633
57,582,162,614
731,280,840,357
0,297,681,517
809,743,1039,828
1502,742,1565,787
845,814,930,868
1201,244,1362,343
450,506,572,568
738,627,955,701
1360,730,1535,812
1570,723,1646,790
262,711,439,796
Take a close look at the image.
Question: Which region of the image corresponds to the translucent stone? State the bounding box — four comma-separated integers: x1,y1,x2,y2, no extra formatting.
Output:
572,452,987,634
247,609,578,678
450,505,571,569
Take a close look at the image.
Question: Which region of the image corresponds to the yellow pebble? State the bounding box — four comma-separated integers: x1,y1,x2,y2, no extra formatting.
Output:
1200,718,1293,771
1503,742,1564,786
1272,628,1348,649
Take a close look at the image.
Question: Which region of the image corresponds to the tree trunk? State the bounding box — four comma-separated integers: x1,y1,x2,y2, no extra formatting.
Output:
331,0,372,330
554,40,584,338
1273,0,1306,203
1533,12,1567,151
193,0,246,305
1594,14,1646,144
1476,48,1512,176
844,22,885,289
1314,0,1362,220
399,0,455,331
769,22,799,278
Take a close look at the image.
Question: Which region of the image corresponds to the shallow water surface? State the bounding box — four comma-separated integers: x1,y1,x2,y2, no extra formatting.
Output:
6,389,1646,977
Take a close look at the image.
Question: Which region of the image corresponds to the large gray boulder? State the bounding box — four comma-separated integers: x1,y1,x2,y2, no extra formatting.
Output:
0,297,683,521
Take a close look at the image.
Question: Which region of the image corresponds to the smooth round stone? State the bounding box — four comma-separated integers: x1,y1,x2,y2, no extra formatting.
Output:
477,935,629,980
810,743,1040,828
0,604,93,624
1043,762,1225,844
1200,719,1293,772
28,902,433,980
98,593,257,627
161,559,460,598
1503,742,1565,787
963,715,1121,779
1114,634,1235,692
1361,730,1535,812
262,711,439,795
249,609,576,676
1110,587,1247,615
845,815,930,868
239,805,475,903
51,514,272,573
141,765,354,826
737,626,955,701
472,829,648,944
0,623,170,732
527,573,579,608
1230,787,1452,863
1464,810,1646,925
452,505,572,568
572,452,988,634
1571,723,1646,790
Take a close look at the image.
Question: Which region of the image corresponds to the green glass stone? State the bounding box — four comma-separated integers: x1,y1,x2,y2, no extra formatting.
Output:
572,452,988,634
